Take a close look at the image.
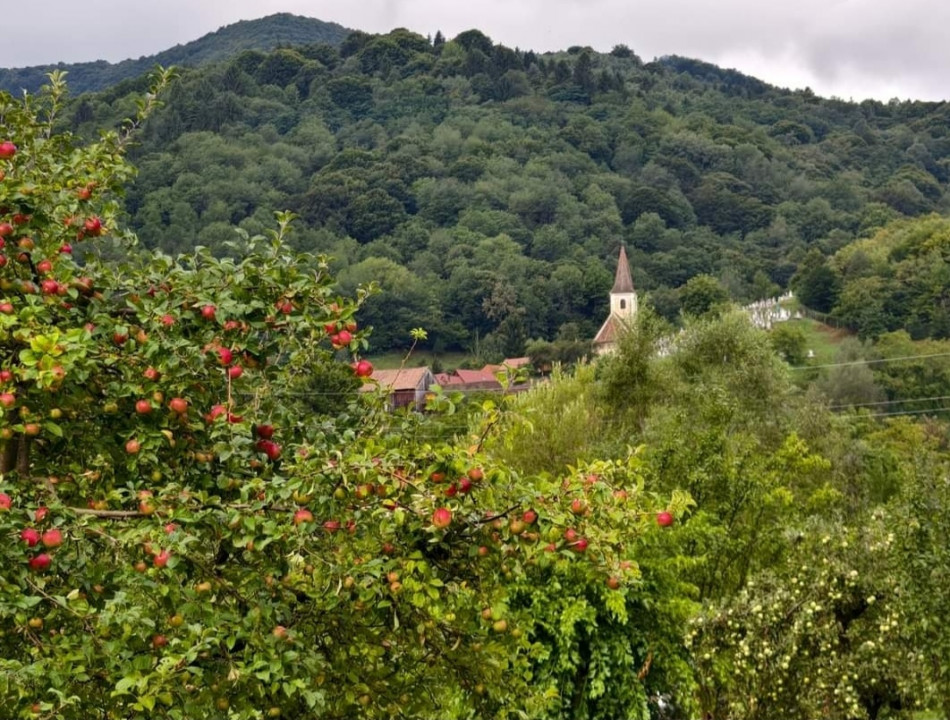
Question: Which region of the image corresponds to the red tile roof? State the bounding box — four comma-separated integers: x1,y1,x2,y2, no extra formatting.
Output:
361,367,432,392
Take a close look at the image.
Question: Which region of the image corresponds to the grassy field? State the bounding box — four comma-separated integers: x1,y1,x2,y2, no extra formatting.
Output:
782,317,852,366
366,350,473,371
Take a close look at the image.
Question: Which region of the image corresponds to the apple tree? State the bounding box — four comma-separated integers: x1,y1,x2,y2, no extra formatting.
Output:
0,73,688,719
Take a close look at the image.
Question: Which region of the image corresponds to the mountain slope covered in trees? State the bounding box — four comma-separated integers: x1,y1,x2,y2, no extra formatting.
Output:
0,14,350,95
60,21,950,355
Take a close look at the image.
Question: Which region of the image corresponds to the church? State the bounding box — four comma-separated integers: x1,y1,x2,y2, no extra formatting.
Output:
592,245,637,355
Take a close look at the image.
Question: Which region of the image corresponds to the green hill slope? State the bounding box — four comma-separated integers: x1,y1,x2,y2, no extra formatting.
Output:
0,13,351,94
46,26,950,356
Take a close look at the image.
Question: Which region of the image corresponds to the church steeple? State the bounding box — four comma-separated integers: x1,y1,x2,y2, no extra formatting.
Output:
611,245,634,294
609,245,637,320
593,245,639,353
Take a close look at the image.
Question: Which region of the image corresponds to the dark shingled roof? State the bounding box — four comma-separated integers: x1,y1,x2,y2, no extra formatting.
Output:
611,245,634,294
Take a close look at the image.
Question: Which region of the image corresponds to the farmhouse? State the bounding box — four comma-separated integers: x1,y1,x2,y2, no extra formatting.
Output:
360,367,435,411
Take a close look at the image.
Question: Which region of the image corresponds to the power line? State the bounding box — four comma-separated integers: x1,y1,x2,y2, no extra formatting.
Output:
790,351,950,371
830,394,950,410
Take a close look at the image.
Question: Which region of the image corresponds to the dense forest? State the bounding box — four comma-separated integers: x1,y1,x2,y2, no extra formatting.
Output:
0,14,350,95
38,17,950,356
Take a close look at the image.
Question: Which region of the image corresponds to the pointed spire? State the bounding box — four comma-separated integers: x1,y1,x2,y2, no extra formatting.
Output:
611,245,634,294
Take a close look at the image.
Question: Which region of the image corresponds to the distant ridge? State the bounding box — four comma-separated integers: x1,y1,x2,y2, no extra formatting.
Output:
0,13,352,95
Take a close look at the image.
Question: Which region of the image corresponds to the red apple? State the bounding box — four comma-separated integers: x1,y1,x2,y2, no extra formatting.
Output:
216,347,233,366
20,528,40,547
143,367,160,381
570,538,589,553
200,305,216,320
40,279,60,295
656,511,674,527
0,492,11,511
23,423,40,437
467,467,484,482
41,528,63,548
458,478,473,494
0,392,15,408
0,141,17,158
168,397,188,415
0,302,12,315
0,223,13,237
153,550,171,568
160,314,175,327
429,471,445,483
36,259,52,275
113,331,128,346
83,217,102,236
571,498,586,515
432,507,452,529
353,359,373,377
227,364,243,380
322,519,341,533
293,508,313,525
58,243,73,254
152,634,168,648
255,424,275,439
34,507,48,521
333,330,352,347
125,438,141,454
523,509,538,525
29,553,51,572
606,576,621,590
135,399,152,415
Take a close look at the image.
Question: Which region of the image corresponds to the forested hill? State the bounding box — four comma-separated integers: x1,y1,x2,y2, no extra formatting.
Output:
61,23,950,355
0,14,350,95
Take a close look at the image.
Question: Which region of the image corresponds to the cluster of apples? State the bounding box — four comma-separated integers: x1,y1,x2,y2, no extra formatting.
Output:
0,493,61,572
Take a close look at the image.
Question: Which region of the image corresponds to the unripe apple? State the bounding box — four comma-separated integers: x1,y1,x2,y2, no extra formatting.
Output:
432,507,452,529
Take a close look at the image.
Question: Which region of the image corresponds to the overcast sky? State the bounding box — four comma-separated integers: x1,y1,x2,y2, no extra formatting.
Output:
2,0,948,102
